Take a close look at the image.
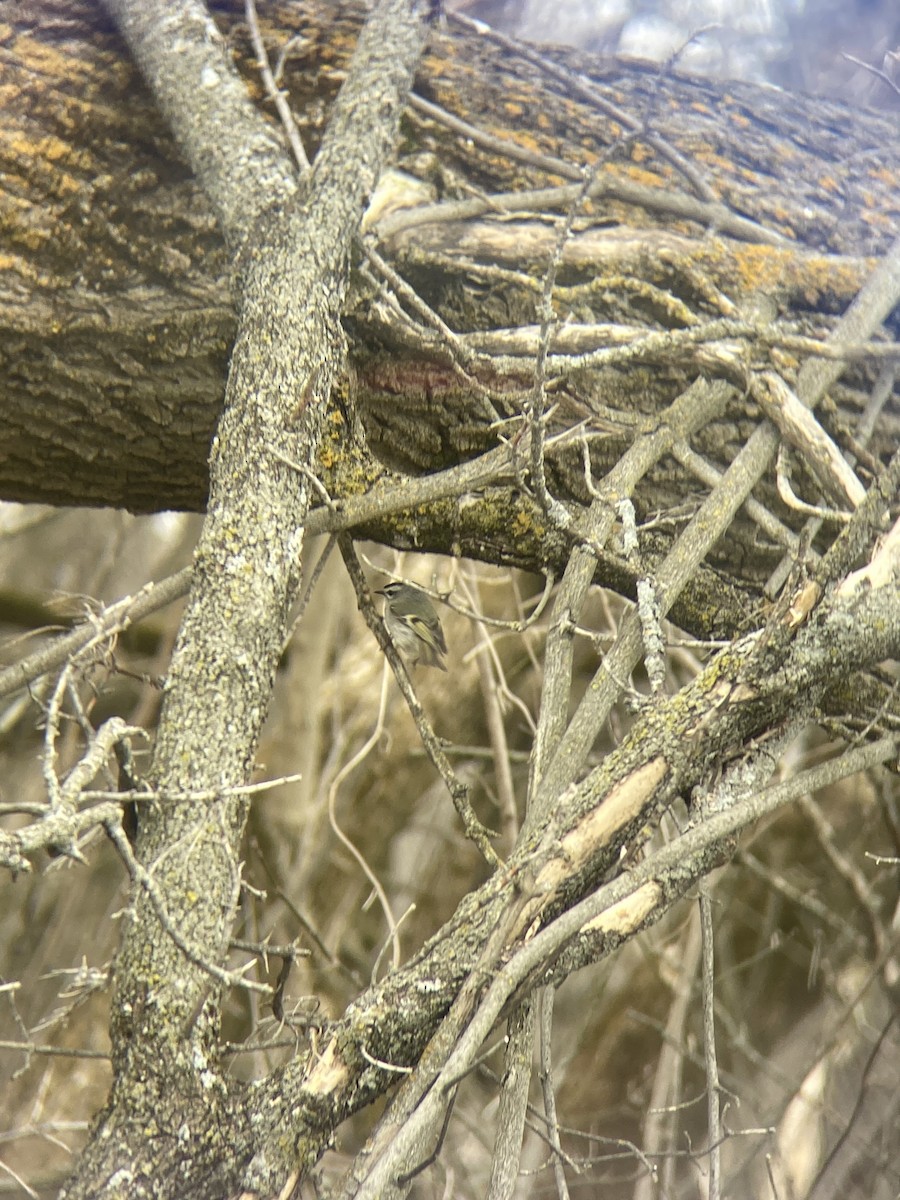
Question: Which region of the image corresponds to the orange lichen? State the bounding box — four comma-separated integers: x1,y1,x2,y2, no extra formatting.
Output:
423,51,448,78
513,508,543,539
3,129,71,164
622,163,666,188
724,244,791,296
765,203,797,234
693,148,735,174
860,209,897,230
14,31,88,80
508,131,551,156
796,256,869,306
772,140,800,162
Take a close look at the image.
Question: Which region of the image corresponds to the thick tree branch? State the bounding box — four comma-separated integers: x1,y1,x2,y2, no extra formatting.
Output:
2,2,898,594
60,0,434,1196
103,0,298,242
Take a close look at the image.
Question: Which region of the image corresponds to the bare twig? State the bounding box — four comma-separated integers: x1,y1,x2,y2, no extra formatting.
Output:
244,0,310,172
78,773,304,806
487,1000,535,1200
283,534,337,651
797,794,888,961
633,909,702,1200
699,890,722,1200
474,627,519,851
339,534,501,868
460,319,900,368
377,173,785,246
538,989,572,1200
103,817,273,998
326,663,403,973
841,52,900,99
526,165,596,539
774,445,851,523
0,1040,109,1061
0,569,191,701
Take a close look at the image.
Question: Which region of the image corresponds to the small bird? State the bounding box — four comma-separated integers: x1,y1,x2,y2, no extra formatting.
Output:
376,581,448,671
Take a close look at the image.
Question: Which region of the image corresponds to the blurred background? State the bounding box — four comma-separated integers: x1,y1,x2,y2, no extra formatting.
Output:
453,0,900,108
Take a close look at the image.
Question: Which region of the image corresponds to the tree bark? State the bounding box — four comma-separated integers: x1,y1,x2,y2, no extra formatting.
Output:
2,0,898,600
49,0,436,1196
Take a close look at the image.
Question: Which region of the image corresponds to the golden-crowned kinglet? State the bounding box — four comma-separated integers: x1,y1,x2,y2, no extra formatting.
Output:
376,582,447,671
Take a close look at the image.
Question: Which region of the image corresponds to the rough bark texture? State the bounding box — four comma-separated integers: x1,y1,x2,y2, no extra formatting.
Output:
1,0,898,597
45,0,436,1196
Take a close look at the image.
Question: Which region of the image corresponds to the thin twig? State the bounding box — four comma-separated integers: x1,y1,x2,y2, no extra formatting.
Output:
244,0,309,171
841,52,900,99
283,534,337,651
103,817,273,997
797,794,888,960
634,908,702,1200
377,171,784,246
79,772,304,805
472,602,519,851
0,569,192,701
526,164,595,539
0,1039,109,1061
699,890,722,1200
326,664,403,974
538,989,572,1200
409,91,582,182
339,534,501,868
